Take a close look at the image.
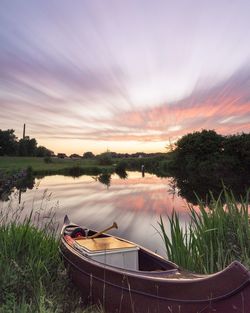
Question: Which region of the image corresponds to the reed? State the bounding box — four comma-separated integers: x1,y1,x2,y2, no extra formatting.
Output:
0,201,102,313
158,188,250,274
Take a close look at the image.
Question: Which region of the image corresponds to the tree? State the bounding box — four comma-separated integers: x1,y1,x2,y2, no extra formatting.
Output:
223,133,250,172
173,130,224,173
97,151,113,165
169,129,250,179
70,154,81,159
83,152,95,158
36,146,54,157
0,129,18,155
18,137,37,156
0,128,54,157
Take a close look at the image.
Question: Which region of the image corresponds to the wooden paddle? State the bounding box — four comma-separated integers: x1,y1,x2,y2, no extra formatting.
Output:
87,222,118,239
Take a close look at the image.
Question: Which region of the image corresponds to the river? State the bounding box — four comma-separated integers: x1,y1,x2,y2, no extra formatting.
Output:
0,171,193,256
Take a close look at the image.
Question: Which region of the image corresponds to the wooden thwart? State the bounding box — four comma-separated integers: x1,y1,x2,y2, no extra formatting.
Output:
75,237,137,252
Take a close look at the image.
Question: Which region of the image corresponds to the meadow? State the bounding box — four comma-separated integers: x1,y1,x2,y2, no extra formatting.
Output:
0,155,170,178
0,157,110,174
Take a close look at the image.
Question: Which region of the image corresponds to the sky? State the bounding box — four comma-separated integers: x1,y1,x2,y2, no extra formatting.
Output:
0,0,250,155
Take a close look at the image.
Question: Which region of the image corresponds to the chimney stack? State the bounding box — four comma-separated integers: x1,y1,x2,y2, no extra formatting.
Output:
23,123,26,139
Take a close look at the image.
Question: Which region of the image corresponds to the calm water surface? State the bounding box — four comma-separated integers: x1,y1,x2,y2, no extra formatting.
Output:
1,171,191,256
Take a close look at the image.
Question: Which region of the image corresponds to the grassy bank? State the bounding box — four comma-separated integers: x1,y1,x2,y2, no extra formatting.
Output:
0,156,173,177
158,188,250,274
0,206,102,313
0,157,114,176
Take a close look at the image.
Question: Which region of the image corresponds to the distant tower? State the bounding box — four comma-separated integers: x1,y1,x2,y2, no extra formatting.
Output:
23,123,26,139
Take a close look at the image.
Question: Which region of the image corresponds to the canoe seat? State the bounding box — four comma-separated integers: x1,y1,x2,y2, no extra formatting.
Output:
74,237,139,270
75,237,137,252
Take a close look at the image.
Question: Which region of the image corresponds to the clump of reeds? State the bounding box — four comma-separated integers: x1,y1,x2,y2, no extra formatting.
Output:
158,188,250,274
0,196,102,313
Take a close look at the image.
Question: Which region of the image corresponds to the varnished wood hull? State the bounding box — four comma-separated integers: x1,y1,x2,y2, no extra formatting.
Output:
60,220,250,313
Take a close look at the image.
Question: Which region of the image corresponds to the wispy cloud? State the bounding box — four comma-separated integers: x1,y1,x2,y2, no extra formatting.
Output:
0,0,250,153
97,66,250,142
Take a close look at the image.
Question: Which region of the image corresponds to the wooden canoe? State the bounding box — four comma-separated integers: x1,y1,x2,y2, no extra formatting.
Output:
60,216,250,313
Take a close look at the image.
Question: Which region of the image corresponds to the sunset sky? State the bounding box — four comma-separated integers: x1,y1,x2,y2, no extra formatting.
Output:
0,0,250,154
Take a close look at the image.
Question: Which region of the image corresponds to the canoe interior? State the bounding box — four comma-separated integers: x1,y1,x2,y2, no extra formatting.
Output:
63,224,178,272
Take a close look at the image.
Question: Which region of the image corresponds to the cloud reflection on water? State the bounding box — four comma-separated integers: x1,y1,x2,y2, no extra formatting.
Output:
3,172,191,255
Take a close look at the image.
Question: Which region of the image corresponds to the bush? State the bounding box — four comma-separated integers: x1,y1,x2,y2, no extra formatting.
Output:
97,152,113,166
44,156,53,164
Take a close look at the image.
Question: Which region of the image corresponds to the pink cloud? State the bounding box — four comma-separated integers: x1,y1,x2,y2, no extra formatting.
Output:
99,67,250,143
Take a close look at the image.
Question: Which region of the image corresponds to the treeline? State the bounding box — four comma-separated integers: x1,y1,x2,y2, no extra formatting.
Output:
0,129,53,157
71,151,166,159
169,130,250,176
0,128,166,160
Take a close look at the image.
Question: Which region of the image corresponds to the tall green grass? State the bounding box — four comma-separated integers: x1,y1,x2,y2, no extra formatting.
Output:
0,201,102,313
158,188,250,274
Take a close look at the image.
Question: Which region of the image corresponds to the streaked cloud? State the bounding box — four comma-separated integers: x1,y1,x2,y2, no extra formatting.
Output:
0,0,250,153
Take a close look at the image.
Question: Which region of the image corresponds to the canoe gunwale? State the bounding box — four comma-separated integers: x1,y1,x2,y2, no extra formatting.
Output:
60,236,250,304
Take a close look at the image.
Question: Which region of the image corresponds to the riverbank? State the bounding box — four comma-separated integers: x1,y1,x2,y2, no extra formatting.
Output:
0,155,172,179
0,156,114,175
0,206,102,313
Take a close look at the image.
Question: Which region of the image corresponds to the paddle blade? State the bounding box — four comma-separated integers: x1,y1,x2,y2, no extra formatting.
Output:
64,215,70,226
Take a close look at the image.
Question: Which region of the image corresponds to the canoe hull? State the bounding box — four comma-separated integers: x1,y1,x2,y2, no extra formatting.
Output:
60,237,250,313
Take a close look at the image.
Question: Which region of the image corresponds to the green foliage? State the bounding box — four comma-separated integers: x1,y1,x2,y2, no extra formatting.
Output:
26,166,33,176
0,204,102,313
83,152,95,159
158,214,193,268
177,129,223,155
44,156,53,164
0,209,58,311
166,131,250,205
223,133,250,172
125,155,169,176
0,129,54,157
18,138,38,156
158,159,173,174
0,157,110,176
37,146,54,157
158,188,250,274
174,129,224,173
170,130,250,178
0,129,18,156
97,152,113,166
